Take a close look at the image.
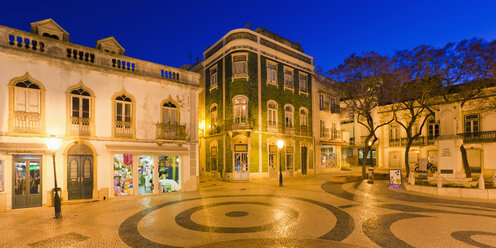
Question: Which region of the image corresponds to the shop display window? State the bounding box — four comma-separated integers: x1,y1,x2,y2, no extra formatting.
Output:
321,146,338,168
114,154,133,196
0,160,4,192
138,155,154,195
158,155,181,193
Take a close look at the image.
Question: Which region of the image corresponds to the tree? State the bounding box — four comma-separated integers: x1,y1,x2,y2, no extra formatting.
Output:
434,39,496,178
391,46,439,177
325,52,396,179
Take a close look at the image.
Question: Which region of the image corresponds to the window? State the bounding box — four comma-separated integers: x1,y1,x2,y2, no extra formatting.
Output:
268,101,278,128
233,96,248,124
70,87,92,136
286,146,294,170
300,108,308,127
210,66,218,89
268,145,277,170
331,122,338,139
428,119,439,139
210,146,218,171
210,105,218,128
285,105,294,128
232,54,248,78
320,120,325,138
390,124,400,141
330,98,340,113
12,80,42,133
299,73,308,93
114,93,134,138
284,68,293,89
465,114,479,133
267,61,277,85
319,94,325,110
162,101,177,124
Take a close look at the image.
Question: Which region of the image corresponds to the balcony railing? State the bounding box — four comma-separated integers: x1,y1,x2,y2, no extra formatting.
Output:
13,111,41,133
208,124,223,135
0,26,199,86
388,136,436,147
225,118,253,131
70,117,91,136
320,128,340,140
114,121,133,138
461,131,496,143
297,125,312,136
156,123,187,140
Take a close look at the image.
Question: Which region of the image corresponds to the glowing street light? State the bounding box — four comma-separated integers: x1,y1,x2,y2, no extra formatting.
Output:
46,136,61,219
277,140,284,187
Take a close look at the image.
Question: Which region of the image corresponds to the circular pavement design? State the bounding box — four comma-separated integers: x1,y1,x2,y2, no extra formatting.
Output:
118,194,354,248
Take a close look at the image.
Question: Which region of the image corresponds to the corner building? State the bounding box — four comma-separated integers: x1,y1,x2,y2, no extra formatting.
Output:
200,28,314,180
0,19,200,211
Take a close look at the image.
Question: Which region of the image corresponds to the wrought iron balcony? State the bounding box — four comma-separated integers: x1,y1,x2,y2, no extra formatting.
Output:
297,125,312,136
70,117,91,136
461,131,496,143
114,120,133,138
13,111,41,133
156,122,187,140
208,124,223,135
225,118,253,131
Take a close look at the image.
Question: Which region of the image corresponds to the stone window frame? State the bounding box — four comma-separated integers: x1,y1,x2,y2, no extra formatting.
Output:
266,60,278,86
267,100,278,130
231,52,249,80
284,104,294,129
8,73,46,136
209,65,218,90
298,71,309,95
160,97,180,125
210,104,218,129
111,90,136,140
464,113,480,133
233,95,249,124
283,66,294,91
299,107,308,127
65,81,96,138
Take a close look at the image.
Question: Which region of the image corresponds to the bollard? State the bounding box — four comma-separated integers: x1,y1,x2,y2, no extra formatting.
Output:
478,174,485,189
409,173,415,185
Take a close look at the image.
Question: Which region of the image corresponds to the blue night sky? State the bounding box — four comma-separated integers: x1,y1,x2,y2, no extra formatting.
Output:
2,0,495,71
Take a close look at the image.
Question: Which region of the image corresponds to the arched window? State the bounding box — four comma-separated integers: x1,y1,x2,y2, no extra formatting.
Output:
113,92,134,138
70,86,93,136
285,105,294,129
162,101,177,124
233,96,248,124
267,101,278,127
300,108,308,127
210,104,218,128
12,79,43,133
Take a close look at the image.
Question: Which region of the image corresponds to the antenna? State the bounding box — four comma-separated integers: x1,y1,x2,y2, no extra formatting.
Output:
244,22,251,29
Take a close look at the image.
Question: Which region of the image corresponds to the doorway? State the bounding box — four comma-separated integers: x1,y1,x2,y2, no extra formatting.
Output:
12,155,42,209
67,155,93,200
138,155,154,195
233,144,248,180
301,147,308,175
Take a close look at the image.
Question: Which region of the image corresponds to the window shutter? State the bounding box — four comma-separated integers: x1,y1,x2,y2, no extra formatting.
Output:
15,88,27,112
28,90,40,113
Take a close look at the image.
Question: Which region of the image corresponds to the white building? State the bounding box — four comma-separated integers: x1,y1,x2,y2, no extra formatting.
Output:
0,19,200,211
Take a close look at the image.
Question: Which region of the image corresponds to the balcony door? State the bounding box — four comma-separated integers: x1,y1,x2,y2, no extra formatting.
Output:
70,87,91,136
233,96,248,125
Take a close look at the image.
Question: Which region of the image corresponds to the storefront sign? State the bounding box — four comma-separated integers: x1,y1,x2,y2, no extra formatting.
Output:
234,144,248,152
440,148,452,157
389,169,402,185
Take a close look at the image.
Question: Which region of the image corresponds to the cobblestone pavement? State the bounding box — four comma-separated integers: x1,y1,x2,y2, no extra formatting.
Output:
1,173,496,248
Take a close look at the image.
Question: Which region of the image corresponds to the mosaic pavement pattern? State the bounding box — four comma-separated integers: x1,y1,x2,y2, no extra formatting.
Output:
1,175,496,247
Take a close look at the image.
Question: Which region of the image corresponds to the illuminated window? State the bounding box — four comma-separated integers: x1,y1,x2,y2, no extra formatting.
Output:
210,65,218,89
267,101,278,128
233,96,248,124
113,92,134,138
299,73,308,93
285,105,294,128
284,68,293,89
267,61,277,85
232,54,248,78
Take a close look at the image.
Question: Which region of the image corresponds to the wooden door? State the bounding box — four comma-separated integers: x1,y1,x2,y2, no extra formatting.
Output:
67,155,93,200
301,147,308,175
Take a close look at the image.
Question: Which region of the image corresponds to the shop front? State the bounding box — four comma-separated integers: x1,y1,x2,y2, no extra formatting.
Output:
12,154,42,209
113,152,182,197
233,144,248,181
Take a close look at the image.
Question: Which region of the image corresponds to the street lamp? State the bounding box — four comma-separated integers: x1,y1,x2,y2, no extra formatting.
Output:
277,139,284,187
46,136,61,219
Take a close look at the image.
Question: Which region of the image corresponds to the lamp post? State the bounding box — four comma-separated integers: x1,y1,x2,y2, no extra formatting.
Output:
277,139,284,187
46,136,61,219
